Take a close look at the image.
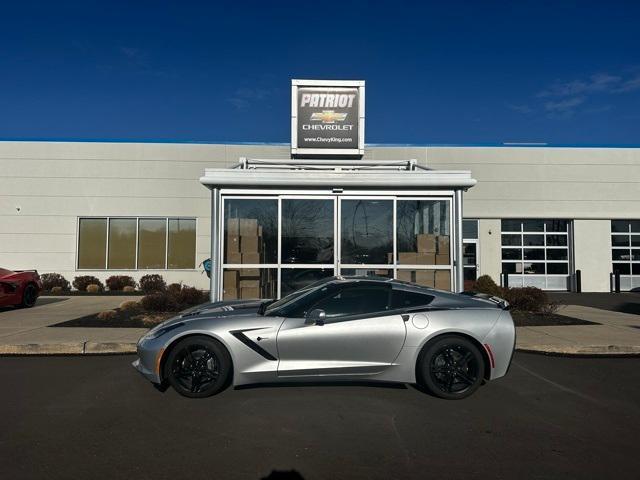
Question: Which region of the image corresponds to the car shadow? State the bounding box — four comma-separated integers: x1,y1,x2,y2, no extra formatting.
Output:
0,297,68,313
235,380,408,391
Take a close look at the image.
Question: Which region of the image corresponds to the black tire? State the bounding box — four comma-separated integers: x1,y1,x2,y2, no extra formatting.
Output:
164,336,231,398
418,335,485,400
20,284,38,308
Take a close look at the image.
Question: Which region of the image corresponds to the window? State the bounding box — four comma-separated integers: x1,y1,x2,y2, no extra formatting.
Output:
500,219,570,290
391,289,434,309
108,218,136,269
611,220,640,290
78,218,107,269
311,285,391,319
77,217,196,270
341,200,393,264
138,219,167,269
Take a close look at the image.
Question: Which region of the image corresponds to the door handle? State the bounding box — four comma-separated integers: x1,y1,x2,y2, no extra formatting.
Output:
401,314,410,322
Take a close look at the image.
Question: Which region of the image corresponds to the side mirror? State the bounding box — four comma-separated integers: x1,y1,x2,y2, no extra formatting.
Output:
305,309,326,325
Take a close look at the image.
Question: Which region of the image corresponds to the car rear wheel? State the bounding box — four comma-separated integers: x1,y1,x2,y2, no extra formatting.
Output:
20,284,38,308
164,336,231,398
418,336,485,400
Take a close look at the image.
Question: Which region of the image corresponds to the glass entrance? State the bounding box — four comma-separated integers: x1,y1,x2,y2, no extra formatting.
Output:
220,194,455,299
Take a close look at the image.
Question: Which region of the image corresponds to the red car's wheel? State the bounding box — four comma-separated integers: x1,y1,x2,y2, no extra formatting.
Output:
20,284,38,308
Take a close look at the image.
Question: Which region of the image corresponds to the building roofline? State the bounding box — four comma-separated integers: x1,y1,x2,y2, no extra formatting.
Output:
0,138,639,149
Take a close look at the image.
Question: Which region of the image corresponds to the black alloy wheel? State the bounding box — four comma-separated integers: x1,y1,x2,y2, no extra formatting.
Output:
419,336,485,400
20,284,38,308
165,336,231,398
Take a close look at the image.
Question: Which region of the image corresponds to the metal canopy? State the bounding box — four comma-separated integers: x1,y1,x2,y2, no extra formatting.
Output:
200,158,477,190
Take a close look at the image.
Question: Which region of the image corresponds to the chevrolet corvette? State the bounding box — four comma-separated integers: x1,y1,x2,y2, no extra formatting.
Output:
0,268,43,308
133,276,515,400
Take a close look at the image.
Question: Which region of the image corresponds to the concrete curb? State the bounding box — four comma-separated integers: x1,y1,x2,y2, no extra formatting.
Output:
0,342,137,355
516,345,640,356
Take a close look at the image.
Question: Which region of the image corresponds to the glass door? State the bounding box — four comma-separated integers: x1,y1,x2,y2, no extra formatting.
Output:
279,196,337,297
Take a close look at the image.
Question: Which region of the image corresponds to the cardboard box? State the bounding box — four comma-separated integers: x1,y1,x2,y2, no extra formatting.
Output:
397,270,413,282
239,218,258,236
437,235,450,254
240,268,260,277
417,234,437,253
223,288,238,300
240,287,260,299
239,279,260,288
227,252,242,264
242,252,260,264
435,270,451,290
226,235,240,253
226,218,239,236
436,253,450,265
415,270,435,287
387,252,394,264
223,270,238,287
374,269,389,275
415,252,435,265
240,235,259,253
398,252,417,264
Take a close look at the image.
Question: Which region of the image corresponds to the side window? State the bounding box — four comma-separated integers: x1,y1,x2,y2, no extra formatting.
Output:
311,285,391,319
391,289,434,310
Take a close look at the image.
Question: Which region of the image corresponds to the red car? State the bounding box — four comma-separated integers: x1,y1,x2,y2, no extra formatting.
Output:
0,268,43,308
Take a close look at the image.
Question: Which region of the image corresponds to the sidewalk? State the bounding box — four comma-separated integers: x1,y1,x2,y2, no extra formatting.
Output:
516,305,640,355
1,297,639,356
0,296,146,355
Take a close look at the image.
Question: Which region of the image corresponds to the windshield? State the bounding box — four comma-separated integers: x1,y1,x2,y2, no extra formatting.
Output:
264,276,338,316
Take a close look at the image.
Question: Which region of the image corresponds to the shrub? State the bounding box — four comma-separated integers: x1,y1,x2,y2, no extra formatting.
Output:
106,275,136,291
123,285,136,293
472,275,503,297
119,300,140,311
97,310,117,320
86,284,102,293
504,287,549,313
50,286,64,295
41,273,70,292
140,292,169,312
139,285,207,313
139,274,166,294
73,275,104,292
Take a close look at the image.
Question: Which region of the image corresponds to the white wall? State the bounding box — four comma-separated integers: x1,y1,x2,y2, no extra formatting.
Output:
573,220,612,292
1,142,637,292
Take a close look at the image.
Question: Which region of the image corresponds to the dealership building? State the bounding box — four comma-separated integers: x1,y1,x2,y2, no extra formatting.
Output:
1,80,639,299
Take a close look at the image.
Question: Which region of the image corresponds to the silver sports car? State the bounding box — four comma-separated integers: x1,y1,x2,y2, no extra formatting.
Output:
133,276,515,400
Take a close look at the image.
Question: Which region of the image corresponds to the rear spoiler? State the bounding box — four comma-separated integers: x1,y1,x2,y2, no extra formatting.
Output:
461,291,510,310
14,269,39,275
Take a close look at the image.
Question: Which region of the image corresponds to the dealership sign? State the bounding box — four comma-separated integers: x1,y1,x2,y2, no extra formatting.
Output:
291,79,365,156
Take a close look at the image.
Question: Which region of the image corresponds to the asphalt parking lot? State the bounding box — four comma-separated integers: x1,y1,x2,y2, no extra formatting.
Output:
1,353,638,480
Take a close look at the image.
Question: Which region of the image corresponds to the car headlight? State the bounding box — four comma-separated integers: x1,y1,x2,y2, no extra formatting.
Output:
143,322,184,341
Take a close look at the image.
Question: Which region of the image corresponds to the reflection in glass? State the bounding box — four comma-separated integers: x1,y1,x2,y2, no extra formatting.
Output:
612,263,630,275
168,219,196,269
222,268,277,300
108,218,136,269
396,269,451,290
547,234,568,246
397,200,450,266
78,218,107,269
501,234,521,246
547,263,569,274
611,220,630,233
502,263,519,274
282,199,333,264
280,268,334,297
463,243,476,266
341,200,393,264
224,199,277,264
546,249,568,261
523,249,545,261
462,220,478,239
340,268,392,278
545,220,568,232
501,220,521,232
523,234,544,246
612,249,630,261
502,248,522,260
522,220,544,232
138,219,166,269
523,262,545,274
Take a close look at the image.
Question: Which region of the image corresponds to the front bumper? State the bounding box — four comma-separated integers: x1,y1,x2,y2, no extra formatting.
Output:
132,338,164,384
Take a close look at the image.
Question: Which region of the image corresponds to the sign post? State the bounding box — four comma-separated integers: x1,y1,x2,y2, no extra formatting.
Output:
291,79,365,157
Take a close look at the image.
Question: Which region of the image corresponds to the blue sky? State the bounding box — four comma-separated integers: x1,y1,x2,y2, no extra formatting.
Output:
1,0,639,145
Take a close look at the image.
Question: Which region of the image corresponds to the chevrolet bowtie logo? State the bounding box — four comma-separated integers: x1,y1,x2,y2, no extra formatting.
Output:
310,110,348,123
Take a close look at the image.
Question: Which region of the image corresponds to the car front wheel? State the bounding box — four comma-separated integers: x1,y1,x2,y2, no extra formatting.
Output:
164,336,231,398
418,335,485,400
